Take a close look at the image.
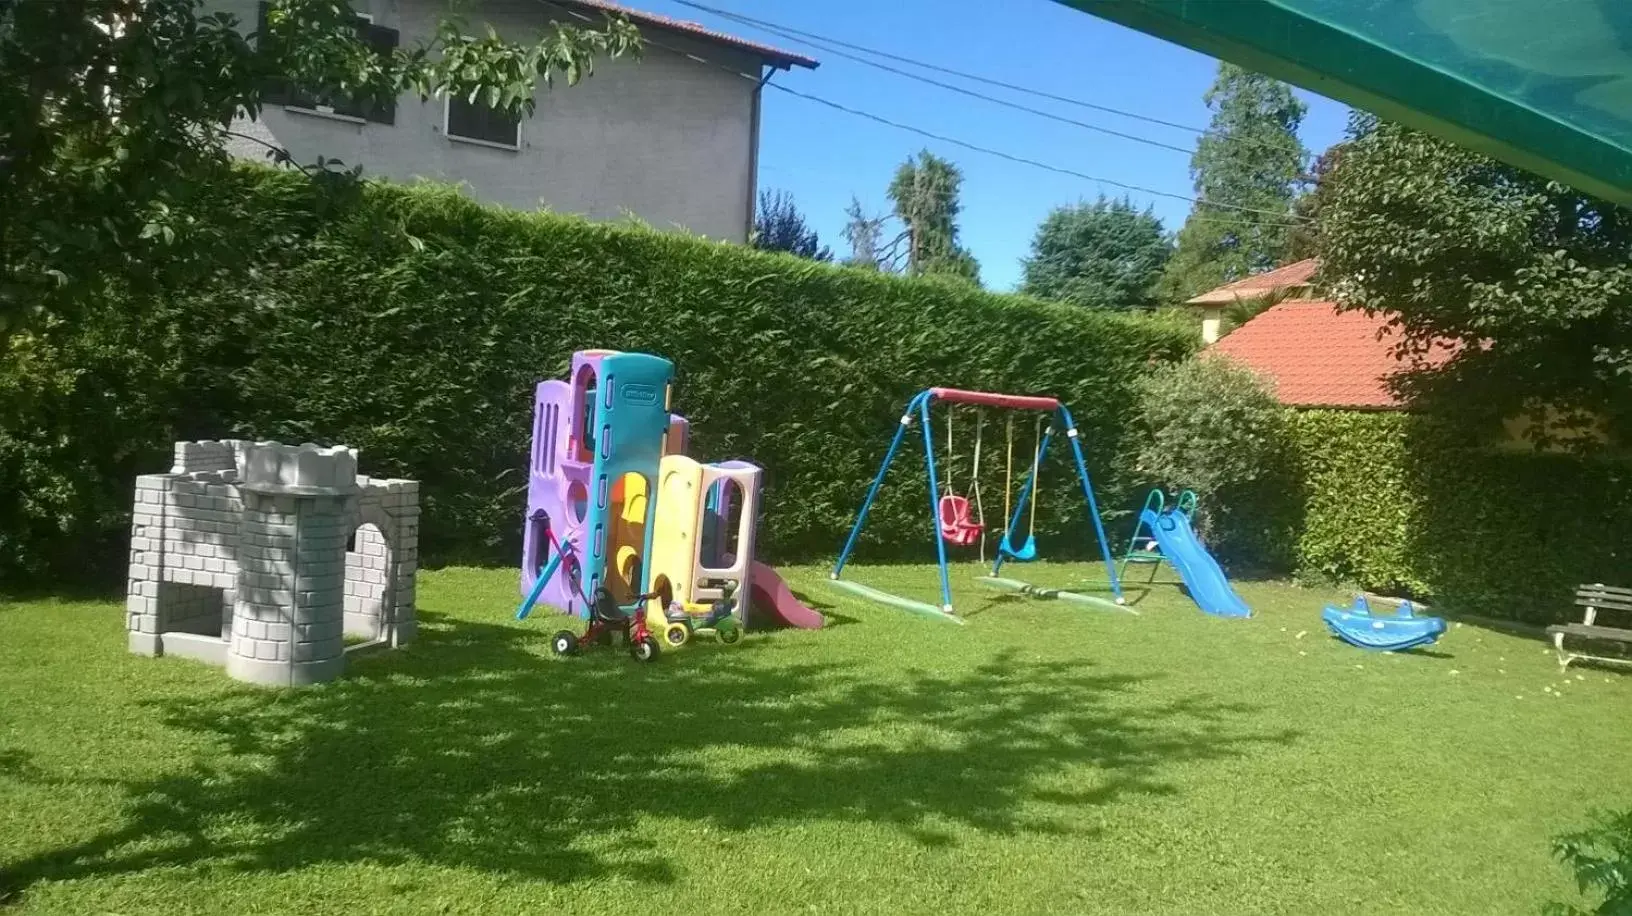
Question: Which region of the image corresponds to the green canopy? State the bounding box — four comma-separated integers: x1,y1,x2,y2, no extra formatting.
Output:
1061,0,1632,205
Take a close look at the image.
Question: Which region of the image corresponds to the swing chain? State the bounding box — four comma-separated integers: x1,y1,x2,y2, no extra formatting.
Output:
971,411,986,563
1003,414,1014,526
997,413,1044,561
1028,415,1042,536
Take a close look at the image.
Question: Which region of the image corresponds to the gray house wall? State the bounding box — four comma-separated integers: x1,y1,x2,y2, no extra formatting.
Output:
221,0,763,241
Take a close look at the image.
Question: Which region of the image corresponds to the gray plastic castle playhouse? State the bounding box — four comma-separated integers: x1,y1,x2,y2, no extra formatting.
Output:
125,439,420,686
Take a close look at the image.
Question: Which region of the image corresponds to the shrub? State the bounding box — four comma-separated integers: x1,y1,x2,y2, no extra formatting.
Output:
1130,355,1296,569
1127,380,1632,617
1547,808,1632,916
1284,410,1422,593
1284,409,1632,621
0,167,1196,587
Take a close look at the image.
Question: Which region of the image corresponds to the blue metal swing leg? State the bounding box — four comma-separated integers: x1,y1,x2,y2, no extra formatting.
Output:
1061,407,1125,604
920,396,955,614
833,394,924,579
830,391,960,622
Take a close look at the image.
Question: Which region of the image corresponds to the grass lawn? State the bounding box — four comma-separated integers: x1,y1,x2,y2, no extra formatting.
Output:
2,562,1629,914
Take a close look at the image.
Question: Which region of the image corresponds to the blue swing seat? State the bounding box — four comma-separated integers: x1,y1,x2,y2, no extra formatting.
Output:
1321,595,1446,652
999,531,1037,561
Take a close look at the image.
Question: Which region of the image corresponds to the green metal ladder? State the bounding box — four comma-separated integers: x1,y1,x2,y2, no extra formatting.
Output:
1118,489,1198,584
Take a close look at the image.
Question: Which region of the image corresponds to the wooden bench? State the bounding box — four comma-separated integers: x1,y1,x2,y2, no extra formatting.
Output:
1546,584,1632,671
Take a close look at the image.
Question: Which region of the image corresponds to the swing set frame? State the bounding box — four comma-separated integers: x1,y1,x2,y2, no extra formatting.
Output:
831,386,1126,623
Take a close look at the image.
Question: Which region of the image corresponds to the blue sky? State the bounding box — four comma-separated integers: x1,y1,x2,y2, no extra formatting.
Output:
632,0,1351,291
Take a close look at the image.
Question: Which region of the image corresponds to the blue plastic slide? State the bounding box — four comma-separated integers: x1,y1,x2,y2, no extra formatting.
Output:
1321,595,1446,651
1140,508,1251,618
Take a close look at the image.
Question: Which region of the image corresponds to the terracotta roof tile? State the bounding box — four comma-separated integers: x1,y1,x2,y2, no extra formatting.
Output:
1209,300,1457,409
1186,258,1320,304
561,0,819,70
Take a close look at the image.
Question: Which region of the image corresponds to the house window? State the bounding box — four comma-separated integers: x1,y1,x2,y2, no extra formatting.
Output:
446,94,522,149
257,2,399,125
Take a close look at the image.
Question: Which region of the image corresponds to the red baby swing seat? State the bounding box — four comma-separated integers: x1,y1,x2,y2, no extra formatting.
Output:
938,494,982,546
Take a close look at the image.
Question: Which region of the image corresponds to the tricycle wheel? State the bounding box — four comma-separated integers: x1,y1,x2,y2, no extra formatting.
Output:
662,621,691,648
629,636,660,663
549,630,579,657
714,618,743,645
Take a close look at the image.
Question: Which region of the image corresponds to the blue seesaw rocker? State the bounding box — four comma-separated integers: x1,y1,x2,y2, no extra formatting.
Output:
1322,594,1447,652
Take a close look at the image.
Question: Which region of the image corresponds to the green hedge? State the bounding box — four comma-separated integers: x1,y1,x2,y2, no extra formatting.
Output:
0,168,1195,587
1285,410,1632,622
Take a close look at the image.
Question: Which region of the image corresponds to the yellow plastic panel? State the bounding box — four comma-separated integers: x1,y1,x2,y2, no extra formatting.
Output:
648,455,704,606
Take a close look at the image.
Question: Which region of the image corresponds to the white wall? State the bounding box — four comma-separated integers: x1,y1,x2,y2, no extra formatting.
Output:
221,0,762,241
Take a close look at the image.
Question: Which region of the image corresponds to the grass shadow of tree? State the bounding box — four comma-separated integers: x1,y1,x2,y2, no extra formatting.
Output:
0,610,1299,900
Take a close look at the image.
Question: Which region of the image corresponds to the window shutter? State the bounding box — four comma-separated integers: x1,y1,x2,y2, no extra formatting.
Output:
363,22,400,125
447,94,522,146
256,1,289,107
256,6,397,124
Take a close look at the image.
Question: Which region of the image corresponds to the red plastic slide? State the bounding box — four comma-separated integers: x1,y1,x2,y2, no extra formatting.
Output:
748,561,824,630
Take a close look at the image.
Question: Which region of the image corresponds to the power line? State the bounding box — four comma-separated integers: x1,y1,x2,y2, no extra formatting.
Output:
677,4,1198,158
533,0,1308,227
763,82,1306,224
667,0,1312,162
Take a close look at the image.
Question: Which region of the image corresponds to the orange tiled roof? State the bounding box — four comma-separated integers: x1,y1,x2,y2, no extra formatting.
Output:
1210,300,1457,409
563,0,819,70
1186,258,1320,304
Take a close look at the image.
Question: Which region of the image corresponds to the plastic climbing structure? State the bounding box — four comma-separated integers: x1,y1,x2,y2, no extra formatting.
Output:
515,349,822,661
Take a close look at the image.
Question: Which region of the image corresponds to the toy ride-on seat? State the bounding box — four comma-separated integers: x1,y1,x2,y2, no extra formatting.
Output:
938,494,983,546
659,580,744,648
1321,594,1446,652
590,586,631,623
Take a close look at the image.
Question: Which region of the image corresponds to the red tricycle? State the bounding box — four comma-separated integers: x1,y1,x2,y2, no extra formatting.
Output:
549,585,663,663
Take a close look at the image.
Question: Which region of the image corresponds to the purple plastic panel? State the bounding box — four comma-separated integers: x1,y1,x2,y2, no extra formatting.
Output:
522,379,587,616
522,349,679,618
666,415,690,456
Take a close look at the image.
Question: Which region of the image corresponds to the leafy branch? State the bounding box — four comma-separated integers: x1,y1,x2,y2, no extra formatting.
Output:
0,0,642,334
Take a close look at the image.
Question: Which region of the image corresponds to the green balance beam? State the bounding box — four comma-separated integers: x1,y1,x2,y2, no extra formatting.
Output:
826,578,965,625
975,576,1137,615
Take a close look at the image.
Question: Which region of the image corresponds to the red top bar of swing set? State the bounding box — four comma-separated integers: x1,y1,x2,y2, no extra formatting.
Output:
927,387,1061,412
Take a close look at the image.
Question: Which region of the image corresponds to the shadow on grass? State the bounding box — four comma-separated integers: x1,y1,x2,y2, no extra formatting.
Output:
783,587,867,631
787,588,838,612
813,611,866,628
0,611,1298,898
1114,586,1156,607
957,592,1027,619
1438,610,1551,643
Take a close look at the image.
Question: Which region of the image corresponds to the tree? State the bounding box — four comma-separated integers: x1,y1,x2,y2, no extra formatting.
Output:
840,197,891,270
886,149,980,284
1283,144,1347,262
1157,63,1307,302
1020,196,1171,308
1320,115,1632,448
751,190,831,261
0,0,640,334
1215,285,1295,340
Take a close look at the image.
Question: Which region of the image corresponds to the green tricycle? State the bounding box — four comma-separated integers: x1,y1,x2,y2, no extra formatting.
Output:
652,579,745,649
